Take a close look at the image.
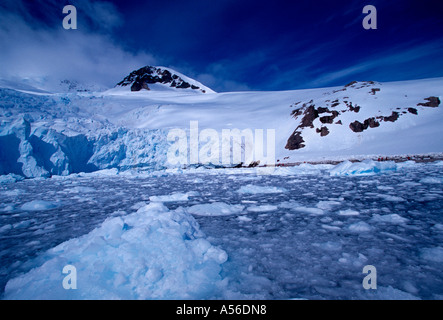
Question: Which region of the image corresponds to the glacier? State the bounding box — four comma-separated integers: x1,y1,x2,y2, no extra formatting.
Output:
1,77,443,179
0,88,172,178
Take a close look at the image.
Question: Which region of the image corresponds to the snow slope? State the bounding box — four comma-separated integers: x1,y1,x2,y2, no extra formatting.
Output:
1,71,442,178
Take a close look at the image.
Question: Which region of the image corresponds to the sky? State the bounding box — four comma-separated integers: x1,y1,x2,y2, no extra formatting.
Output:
0,0,442,92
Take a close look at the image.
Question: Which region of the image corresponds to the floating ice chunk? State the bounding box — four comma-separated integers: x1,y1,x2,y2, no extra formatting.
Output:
0,174,25,184
279,200,300,209
347,221,372,232
2,189,25,197
396,161,419,169
270,167,298,176
241,200,258,204
419,177,443,184
372,214,408,224
377,185,394,191
13,219,36,229
4,202,229,300
420,247,443,263
360,286,420,300
353,253,368,267
247,205,278,212
339,209,359,216
316,200,342,211
149,191,198,202
314,241,342,251
398,181,421,187
187,202,245,216
237,184,287,194
0,224,12,233
79,168,119,177
21,200,60,211
237,216,252,222
130,201,147,210
272,163,331,176
329,160,396,176
376,194,406,202
1,204,15,212
402,281,419,295
321,224,341,231
380,231,409,242
320,217,333,223
293,206,324,215
67,186,96,193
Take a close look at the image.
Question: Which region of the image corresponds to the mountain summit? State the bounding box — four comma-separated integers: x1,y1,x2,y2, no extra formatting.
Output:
116,66,215,93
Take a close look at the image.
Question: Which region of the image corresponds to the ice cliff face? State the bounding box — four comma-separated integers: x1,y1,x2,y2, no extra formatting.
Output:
0,89,171,178
0,116,170,178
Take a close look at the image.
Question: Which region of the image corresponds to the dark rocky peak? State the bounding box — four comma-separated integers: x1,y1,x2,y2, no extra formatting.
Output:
116,66,209,93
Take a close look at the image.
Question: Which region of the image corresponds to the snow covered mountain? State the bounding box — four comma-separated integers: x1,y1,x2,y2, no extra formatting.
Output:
0,70,442,178
114,66,215,94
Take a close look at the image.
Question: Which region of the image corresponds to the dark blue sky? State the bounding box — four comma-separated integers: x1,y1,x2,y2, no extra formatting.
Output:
1,0,443,92
111,0,443,91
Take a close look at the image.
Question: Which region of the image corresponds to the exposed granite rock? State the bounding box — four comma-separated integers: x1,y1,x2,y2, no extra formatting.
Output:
383,111,399,122
408,107,418,115
316,126,330,136
285,104,319,150
417,96,440,108
317,107,329,114
365,117,380,128
319,115,334,124
300,105,318,128
348,103,360,113
117,66,206,93
349,120,366,133
345,81,358,87
285,131,305,150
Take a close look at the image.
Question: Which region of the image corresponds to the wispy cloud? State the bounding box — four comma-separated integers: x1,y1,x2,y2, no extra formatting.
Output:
0,0,155,89
303,39,443,88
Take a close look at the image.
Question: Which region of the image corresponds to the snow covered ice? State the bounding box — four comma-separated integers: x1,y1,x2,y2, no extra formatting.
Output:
1,161,443,300
4,202,228,299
